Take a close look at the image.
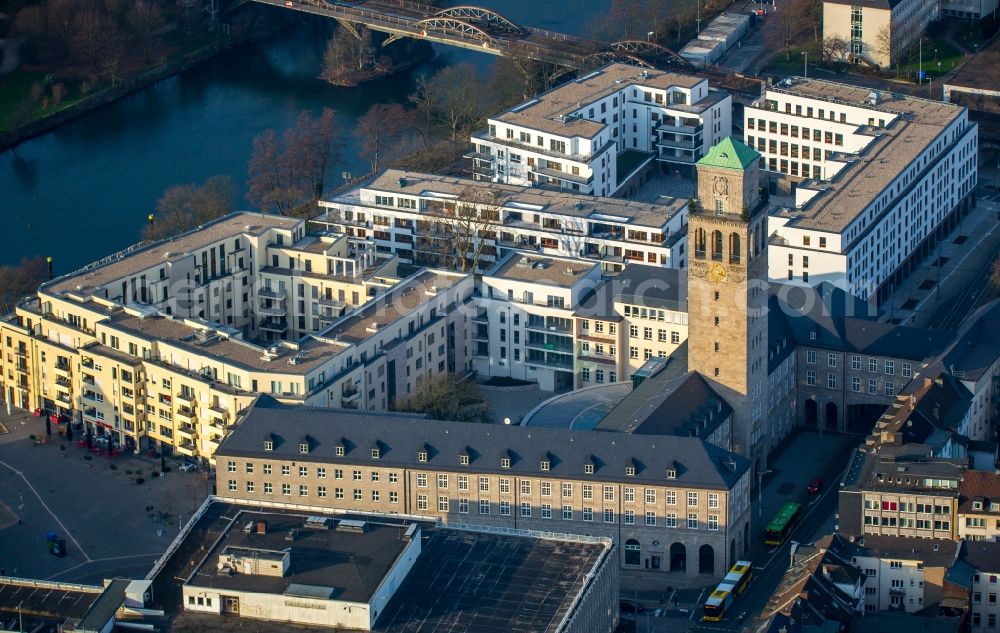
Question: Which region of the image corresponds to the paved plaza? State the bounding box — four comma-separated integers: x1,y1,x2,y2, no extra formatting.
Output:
0,409,212,584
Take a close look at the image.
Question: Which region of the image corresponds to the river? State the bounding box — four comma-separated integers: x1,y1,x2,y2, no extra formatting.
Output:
0,0,609,273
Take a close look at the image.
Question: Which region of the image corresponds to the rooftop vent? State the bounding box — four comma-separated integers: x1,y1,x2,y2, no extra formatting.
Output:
869,91,880,106
564,267,576,276
366,321,380,333
516,257,531,268
303,516,331,530
336,519,368,534
288,351,306,365
533,262,548,270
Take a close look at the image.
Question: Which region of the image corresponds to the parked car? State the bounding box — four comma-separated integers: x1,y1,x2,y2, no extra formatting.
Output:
807,477,823,494
620,600,645,618
179,461,198,473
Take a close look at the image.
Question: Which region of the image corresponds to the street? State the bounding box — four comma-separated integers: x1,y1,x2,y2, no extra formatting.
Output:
620,429,857,633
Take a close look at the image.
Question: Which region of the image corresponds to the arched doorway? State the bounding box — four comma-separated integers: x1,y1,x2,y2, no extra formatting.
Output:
805,398,818,427
825,402,838,430
670,543,686,571
699,544,715,575
625,539,641,566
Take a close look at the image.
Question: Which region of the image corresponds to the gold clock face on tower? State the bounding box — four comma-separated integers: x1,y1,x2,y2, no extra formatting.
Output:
707,263,728,283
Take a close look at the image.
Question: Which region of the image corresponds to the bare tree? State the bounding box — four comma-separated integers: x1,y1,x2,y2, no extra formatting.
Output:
415,185,504,273
0,257,49,314
426,64,486,146
247,108,342,215
355,103,409,174
823,36,851,63
397,373,494,423
126,0,165,63
144,176,236,241
874,26,895,71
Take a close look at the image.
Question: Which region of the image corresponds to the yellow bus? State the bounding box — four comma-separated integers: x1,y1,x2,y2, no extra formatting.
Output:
702,560,753,622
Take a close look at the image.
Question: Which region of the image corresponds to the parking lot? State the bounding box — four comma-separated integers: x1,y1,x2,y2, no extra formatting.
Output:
0,409,211,584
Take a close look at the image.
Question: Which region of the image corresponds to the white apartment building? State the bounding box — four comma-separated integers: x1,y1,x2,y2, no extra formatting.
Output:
943,0,999,18
849,536,960,613
468,63,731,196
745,78,977,305
472,253,604,391
316,170,690,273
823,0,940,67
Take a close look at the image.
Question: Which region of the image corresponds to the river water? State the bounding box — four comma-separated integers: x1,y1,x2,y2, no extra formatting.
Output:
0,0,608,272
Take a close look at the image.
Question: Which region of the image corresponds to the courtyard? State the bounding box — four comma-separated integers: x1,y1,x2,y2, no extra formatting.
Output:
0,409,211,584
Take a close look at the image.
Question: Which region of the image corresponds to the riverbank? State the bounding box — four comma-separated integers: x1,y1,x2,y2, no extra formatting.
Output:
0,37,233,151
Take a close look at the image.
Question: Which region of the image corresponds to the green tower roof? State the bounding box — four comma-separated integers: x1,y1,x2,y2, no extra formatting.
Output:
696,137,760,170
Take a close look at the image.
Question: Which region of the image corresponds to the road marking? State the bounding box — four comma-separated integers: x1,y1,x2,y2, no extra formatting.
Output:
691,589,705,620
0,458,90,561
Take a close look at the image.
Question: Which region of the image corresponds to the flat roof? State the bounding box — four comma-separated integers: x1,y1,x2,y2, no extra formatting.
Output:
325,169,686,228
488,252,598,288
0,581,101,620
159,501,611,633
493,63,706,138
763,78,967,234
319,269,467,344
185,510,412,603
45,212,302,297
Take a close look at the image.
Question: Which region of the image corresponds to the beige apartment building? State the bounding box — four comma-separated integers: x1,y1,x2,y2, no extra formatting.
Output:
0,212,472,464
958,470,1000,542
214,397,753,577
823,0,941,67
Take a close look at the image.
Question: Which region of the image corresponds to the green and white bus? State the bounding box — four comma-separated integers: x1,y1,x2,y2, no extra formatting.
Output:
764,502,802,546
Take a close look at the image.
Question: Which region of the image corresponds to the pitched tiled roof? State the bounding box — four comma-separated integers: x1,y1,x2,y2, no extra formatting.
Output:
217,396,749,489
958,470,1000,514
697,137,760,170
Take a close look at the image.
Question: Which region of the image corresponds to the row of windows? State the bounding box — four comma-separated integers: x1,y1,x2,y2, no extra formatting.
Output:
863,515,951,530
804,352,911,376
805,372,898,395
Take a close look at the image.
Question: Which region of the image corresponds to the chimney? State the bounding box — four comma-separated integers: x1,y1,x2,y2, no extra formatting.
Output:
256,520,267,535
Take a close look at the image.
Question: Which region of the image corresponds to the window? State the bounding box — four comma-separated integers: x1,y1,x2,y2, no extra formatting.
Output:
334,468,343,479
688,513,699,529
708,515,719,530
228,479,237,492
521,502,532,517
500,478,511,494
480,477,490,492
604,509,615,523
317,467,326,479
458,498,469,514
228,461,236,473
708,493,719,508
520,480,531,495
885,361,895,375
869,358,878,372
264,482,272,494
438,474,449,488
562,483,573,497
851,355,861,370
624,510,635,524
645,511,656,526
688,492,698,507
417,495,428,511
371,471,379,483
479,500,490,514
807,370,816,386
645,489,656,504
806,350,816,364
438,496,449,512
299,485,308,497
666,490,676,505
624,487,635,502
281,483,291,496
263,464,272,475
583,508,594,522
541,481,552,497
563,505,573,520
541,503,552,519
353,489,362,501
828,353,837,367
351,469,361,481
666,513,677,528
604,486,615,501
500,501,511,515
417,473,428,487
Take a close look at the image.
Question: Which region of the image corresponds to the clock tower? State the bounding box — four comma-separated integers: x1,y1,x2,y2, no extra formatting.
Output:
687,138,769,473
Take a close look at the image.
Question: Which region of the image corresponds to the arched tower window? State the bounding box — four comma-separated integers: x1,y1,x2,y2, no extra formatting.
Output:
729,233,741,264
711,230,723,261
694,228,706,258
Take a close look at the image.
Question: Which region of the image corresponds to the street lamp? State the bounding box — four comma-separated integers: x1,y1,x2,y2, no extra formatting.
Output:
647,31,655,42
802,51,808,79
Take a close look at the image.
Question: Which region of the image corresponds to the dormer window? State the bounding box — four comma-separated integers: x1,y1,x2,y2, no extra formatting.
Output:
263,440,273,451
626,466,636,476
501,457,511,469
991,502,999,512
460,455,470,466
585,464,594,474
541,460,550,471
299,442,309,454
335,446,345,457
974,501,984,510
371,448,380,459
666,468,677,479
418,451,428,463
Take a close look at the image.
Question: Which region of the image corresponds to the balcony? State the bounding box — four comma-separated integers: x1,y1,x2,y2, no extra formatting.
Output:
55,392,72,408
53,363,72,379
82,391,100,403
14,361,29,374
577,329,616,342
526,339,574,354
889,587,906,596
533,167,593,186
176,439,196,456
176,423,197,439
656,136,700,150
526,320,573,335
259,318,288,333
81,374,95,386
577,353,616,365
473,131,616,165
525,354,574,371
176,407,196,423
258,304,287,317
81,358,94,369
472,311,489,324
56,375,72,388
657,121,703,135
319,297,347,309
258,288,287,300
176,392,195,405
14,348,27,358
473,326,489,341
